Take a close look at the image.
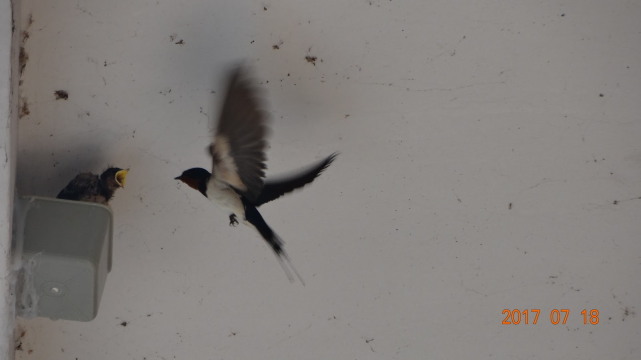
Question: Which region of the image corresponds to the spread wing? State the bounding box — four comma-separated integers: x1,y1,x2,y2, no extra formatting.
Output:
210,66,269,201
253,153,338,206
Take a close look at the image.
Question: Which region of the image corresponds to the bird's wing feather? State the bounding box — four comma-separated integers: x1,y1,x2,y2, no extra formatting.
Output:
253,153,338,206
210,66,269,201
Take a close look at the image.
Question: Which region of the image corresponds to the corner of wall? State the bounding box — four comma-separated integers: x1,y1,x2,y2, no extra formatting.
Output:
0,0,20,357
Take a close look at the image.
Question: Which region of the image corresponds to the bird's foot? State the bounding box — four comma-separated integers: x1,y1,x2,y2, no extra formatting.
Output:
229,214,239,227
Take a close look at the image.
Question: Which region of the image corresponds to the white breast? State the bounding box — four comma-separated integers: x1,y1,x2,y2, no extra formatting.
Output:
206,177,245,217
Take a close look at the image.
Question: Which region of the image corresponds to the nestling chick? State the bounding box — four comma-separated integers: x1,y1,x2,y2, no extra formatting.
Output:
57,167,128,205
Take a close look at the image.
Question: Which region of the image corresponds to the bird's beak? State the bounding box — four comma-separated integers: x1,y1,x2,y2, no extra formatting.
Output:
115,169,129,187
174,175,182,180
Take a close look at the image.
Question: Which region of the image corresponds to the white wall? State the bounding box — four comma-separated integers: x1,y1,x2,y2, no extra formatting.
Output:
13,0,641,359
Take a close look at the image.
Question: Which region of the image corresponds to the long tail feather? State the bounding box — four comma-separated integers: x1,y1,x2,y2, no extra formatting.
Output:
273,243,305,285
243,202,305,284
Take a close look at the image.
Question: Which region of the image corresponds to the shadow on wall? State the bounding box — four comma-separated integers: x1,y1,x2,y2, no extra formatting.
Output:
16,141,109,197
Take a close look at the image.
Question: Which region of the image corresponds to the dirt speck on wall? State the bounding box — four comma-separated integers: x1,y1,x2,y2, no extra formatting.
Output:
54,90,68,100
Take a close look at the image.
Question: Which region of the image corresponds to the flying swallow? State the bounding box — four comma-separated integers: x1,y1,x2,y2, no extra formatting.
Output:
57,167,128,205
175,66,337,283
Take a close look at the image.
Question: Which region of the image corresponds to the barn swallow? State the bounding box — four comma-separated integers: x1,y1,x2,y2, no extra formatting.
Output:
57,167,128,205
175,66,337,284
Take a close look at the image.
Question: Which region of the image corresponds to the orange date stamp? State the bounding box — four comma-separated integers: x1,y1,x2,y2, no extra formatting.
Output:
501,309,600,325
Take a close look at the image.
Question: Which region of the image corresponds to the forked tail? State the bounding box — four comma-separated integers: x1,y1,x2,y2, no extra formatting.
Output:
272,241,305,285
244,203,305,285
